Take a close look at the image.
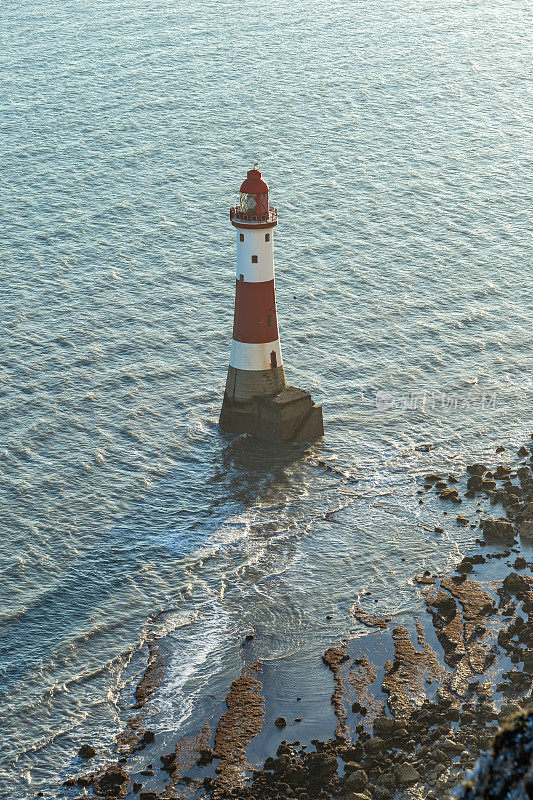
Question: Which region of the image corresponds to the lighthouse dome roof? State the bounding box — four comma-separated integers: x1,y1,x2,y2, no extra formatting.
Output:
239,168,268,195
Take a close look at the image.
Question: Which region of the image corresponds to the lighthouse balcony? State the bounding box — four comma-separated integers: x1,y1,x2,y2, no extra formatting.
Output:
230,207,278,229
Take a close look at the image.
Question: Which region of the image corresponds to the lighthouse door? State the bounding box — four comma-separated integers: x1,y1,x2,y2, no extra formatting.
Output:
270,351,277,369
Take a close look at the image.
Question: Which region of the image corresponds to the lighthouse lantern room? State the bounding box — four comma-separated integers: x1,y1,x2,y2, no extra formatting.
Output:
219,167,324,443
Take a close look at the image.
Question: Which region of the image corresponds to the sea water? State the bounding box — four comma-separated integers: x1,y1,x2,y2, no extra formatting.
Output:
1,0,532,794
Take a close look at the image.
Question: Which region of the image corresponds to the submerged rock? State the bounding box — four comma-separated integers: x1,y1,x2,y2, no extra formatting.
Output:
78,744,96,759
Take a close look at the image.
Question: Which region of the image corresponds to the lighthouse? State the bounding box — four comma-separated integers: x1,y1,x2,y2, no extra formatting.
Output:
219,166,324,443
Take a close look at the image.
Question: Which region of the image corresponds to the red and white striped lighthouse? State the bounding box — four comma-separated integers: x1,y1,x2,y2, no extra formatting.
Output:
219,166,324,443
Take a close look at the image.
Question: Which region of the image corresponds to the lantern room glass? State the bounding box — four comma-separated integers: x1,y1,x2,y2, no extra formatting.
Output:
240,193,257,212
239,192,269,217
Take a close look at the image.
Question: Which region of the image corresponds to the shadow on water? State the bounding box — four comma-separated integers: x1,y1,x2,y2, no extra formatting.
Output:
0,430,318,698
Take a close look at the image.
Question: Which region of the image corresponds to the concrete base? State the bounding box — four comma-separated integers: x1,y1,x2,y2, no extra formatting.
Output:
219,386,324,443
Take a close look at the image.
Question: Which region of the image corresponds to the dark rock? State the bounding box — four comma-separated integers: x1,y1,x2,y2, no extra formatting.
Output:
467,475,484,491
344,768,368,792
457,516,469,526
197,747,214,765
77,776,92,786
481,517,515,543
93,764,130,798
514,557,527,569
518,446,529,456
467,463,487,476
502,572,532,596
439,488,462,503
322,646,349,667
275,717,287,728
425,474,441,483
494,465,511,477
307,752,338,778
78,744,96,759
520,521,533,541
395,763,420,784
133,784,142,793
344,761,364,772
363,737,385,756
273,754,291,773
373,716,402,736
143,731,155,744
415,573,436,584
340,746,363,762
489,489,508,504
139,792,159,800
160,752,177,771
496,446,506,453
430,592,456,618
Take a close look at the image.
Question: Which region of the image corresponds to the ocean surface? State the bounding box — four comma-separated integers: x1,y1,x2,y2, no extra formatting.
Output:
1,0,532,795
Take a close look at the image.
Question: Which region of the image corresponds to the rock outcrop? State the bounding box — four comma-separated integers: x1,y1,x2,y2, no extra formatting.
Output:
455,707,533,799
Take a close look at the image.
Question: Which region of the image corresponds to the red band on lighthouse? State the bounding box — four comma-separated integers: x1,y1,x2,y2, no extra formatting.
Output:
232,279,279,343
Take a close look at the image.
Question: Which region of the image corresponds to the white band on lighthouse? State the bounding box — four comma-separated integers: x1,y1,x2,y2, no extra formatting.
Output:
235,227,275,283
229,339,283,371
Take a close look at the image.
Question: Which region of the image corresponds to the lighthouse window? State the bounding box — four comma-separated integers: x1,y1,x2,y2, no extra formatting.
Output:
265,233,270,242
268,314,274,327
270,351,277,369
251,255,258,264
239,274,244,282
239,233,244,242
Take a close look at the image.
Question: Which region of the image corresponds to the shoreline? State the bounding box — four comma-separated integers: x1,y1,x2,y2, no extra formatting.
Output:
60,437,533,800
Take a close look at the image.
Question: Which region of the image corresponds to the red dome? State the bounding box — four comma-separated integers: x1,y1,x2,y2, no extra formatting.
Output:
239,168,269,195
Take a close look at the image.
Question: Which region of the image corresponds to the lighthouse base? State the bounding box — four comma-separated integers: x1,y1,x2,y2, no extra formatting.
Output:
219,386,323,443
